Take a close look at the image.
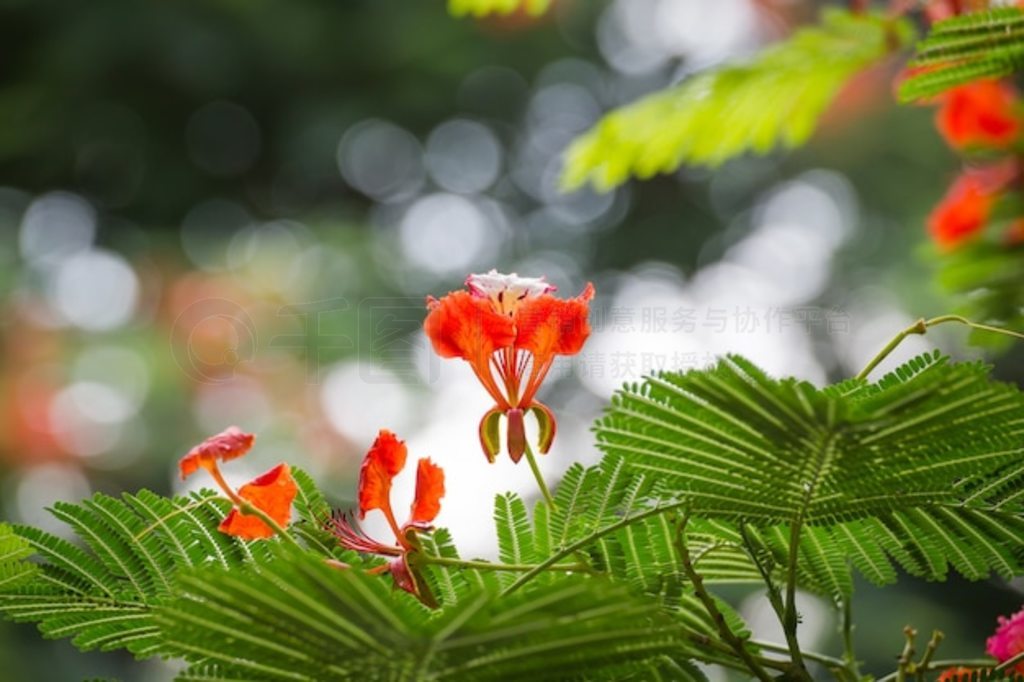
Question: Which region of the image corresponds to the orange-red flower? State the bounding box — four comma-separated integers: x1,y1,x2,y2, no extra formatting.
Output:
987,605,1024,674
179,427,297,540
928,168,1013,249
218,463,298,540
936,80,1020,150
179,426,254,479
936,667,979,682
424,270,594,463
327,429,445,605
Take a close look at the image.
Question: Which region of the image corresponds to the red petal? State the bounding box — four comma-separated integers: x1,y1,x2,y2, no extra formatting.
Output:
424,291,515,361
936,668,980,682
928,174,997,249
530,402,557,454
478,407,503,464
358,430,408,518
218,463,297,540
386,554,438,608
388,555,418,595
937,80,1019,150
410,458,445,524
506,409,525,464
366,429,407,478
514,283,594,363
180,426,255,480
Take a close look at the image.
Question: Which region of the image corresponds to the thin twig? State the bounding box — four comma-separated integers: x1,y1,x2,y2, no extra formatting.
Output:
995,649,1024,672
738,524,789,635
501,499,689,595
674,515,774,682
841,598,862,681
421,555,590,573
917,630,944,675
896,626,917,682
856,315,1024,382
523,441,557,511
782,521,812,680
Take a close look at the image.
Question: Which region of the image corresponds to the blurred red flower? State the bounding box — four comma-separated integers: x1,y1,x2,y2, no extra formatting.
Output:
928,173,996,248
936,667,979,682
987,606,1024,674
936,80,1020,150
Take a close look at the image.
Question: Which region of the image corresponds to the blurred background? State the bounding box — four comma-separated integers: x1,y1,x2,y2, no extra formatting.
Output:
0,0,1020,679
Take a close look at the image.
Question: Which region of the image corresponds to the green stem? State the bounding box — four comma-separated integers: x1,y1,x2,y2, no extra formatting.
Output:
896,626,917,682
673,516,774,682
521,440,595,571
916,630,943,680
841,598,862,681
523,441,556,510
995,650,1024,672
876,658,999,682
133,497,218,540
501,499,689,596
856,315,1024,382
421,555,590,573
782,520,811,680
738,524,794,655
237,500,303,550
207,463,302,549
749,639,846,668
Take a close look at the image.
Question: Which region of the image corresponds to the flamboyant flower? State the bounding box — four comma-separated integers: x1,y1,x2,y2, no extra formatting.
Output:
927,166,1016,249
987,606,1024,674
179,426,297,540
423,270,594,463
936,80,1020,150
928,173,994,248
327,429,445,605
936,668,978,682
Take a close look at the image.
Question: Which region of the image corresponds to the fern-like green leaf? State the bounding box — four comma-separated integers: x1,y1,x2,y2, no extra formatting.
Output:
509,457,760,667
448,0,551,19
594,352,1024,599
160,545,691,681
494,493,536,567
0,483,304,659
0,523,37,591
563,10,913,191
417,528,499,608
900,7,1024,101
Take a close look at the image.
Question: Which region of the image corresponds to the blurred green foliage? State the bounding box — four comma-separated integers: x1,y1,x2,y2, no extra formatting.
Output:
1,0,1023,679
563,10,915,191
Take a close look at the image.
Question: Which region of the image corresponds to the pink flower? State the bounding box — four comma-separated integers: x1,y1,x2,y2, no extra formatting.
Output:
986,606,1024,674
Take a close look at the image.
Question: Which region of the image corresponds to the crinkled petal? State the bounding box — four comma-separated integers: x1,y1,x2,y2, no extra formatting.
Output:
410,458,445,524
365,429,407,478
424,291,515,360
466,270,556,316
987,606,1024,671
218,463,297,540
936,668,978,682
180,426,255,480
937,80,1019,150
928,173,996,249
514,282,594,362
358,430,408,518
